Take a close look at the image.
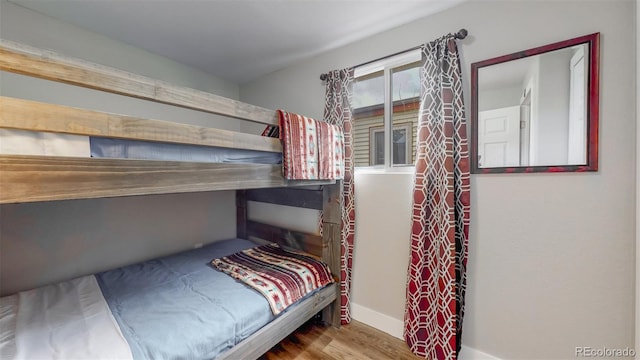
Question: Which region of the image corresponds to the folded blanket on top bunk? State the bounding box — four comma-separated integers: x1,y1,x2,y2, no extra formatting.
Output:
0,239,334,360
266,110,344,180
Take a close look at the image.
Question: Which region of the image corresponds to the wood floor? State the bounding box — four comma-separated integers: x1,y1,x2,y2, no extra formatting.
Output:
260,319,423,360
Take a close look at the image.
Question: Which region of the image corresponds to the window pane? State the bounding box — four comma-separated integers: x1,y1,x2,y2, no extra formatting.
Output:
392,66,420,101
392,129,407,165
391,63,419,166
374,131,385,165
353,71,384,167
353,73,384,108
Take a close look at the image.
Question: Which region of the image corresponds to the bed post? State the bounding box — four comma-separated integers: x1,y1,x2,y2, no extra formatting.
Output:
321,182,342,327
236,190,247,239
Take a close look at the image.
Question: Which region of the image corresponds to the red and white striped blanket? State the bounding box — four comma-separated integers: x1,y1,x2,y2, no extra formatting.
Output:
210,243,334,315
267,110,344,180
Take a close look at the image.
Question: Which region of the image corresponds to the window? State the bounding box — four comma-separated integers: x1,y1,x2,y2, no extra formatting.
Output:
353,50,421,168
369,123,413,166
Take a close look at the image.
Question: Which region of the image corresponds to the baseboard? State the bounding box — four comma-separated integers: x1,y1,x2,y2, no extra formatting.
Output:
459,345,503,360
350,302,404,339
350,303,502,360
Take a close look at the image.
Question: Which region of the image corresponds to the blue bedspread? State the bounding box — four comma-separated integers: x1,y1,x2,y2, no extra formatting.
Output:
96,238,274,360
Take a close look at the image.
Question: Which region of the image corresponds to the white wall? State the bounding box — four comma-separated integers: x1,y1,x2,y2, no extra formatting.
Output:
350,171,414,338
0,1,241,295
241,1,636,359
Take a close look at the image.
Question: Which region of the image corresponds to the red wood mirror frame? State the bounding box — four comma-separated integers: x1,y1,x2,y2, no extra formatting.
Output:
470,33,600,174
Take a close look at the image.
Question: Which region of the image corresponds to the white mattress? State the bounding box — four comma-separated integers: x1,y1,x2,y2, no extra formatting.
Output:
0,276,132,360
0,129,90,157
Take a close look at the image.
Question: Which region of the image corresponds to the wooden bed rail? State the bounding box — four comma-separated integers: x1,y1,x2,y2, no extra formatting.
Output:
0,39,278,125
0,156,333,204
237,184,343,327
0,96,281,153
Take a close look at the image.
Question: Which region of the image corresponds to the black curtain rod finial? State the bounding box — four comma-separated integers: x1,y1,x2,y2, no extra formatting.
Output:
455,28,468,40
320,73,328,81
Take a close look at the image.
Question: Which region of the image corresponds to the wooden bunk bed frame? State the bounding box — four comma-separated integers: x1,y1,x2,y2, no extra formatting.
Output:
0,39,342,359
0,39,336,203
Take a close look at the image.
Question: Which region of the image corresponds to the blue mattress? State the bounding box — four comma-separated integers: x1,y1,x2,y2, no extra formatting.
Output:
96,238,274,360
90,137,282,164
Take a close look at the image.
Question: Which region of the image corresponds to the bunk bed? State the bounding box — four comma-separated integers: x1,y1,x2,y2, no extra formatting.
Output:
0,40,343,359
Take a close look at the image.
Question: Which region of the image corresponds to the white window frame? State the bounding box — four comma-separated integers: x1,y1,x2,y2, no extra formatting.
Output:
354,49,421,171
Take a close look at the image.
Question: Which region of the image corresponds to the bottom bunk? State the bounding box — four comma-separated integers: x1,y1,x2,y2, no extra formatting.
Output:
0,184,343,360
0,237,338,360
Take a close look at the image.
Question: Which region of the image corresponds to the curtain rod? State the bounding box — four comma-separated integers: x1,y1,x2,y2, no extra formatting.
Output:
319,28,468,81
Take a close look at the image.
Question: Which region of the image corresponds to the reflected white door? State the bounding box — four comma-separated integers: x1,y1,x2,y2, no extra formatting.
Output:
478,106,521,167
568,47,587,164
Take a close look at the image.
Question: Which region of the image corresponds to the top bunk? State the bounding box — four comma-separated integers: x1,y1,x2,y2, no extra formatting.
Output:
0,40,337,204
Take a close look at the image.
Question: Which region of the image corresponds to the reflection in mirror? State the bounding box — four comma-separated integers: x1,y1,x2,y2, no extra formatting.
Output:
471,33,599,173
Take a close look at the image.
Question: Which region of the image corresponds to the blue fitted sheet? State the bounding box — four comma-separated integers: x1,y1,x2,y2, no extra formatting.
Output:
96,238,274,360
90,137,282,164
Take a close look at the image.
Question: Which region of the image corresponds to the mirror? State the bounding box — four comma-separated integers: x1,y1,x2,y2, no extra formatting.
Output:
471,33,599,173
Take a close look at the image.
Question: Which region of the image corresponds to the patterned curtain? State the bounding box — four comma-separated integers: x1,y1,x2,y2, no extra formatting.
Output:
404,35,471,359
323,68,356,324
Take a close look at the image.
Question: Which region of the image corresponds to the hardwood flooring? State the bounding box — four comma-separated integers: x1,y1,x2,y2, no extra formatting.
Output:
260,319,423,360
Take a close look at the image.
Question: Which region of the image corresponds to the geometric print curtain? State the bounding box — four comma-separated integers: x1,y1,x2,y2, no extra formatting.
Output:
404,34,471,360
323,68,356,324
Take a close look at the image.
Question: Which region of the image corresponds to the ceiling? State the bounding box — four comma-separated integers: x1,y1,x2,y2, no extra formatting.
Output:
9,0,465,84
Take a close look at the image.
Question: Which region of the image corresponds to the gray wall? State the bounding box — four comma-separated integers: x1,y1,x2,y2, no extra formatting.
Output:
241,1,636,358
0,1,240,295
478,84,521,112
0,1,239,99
